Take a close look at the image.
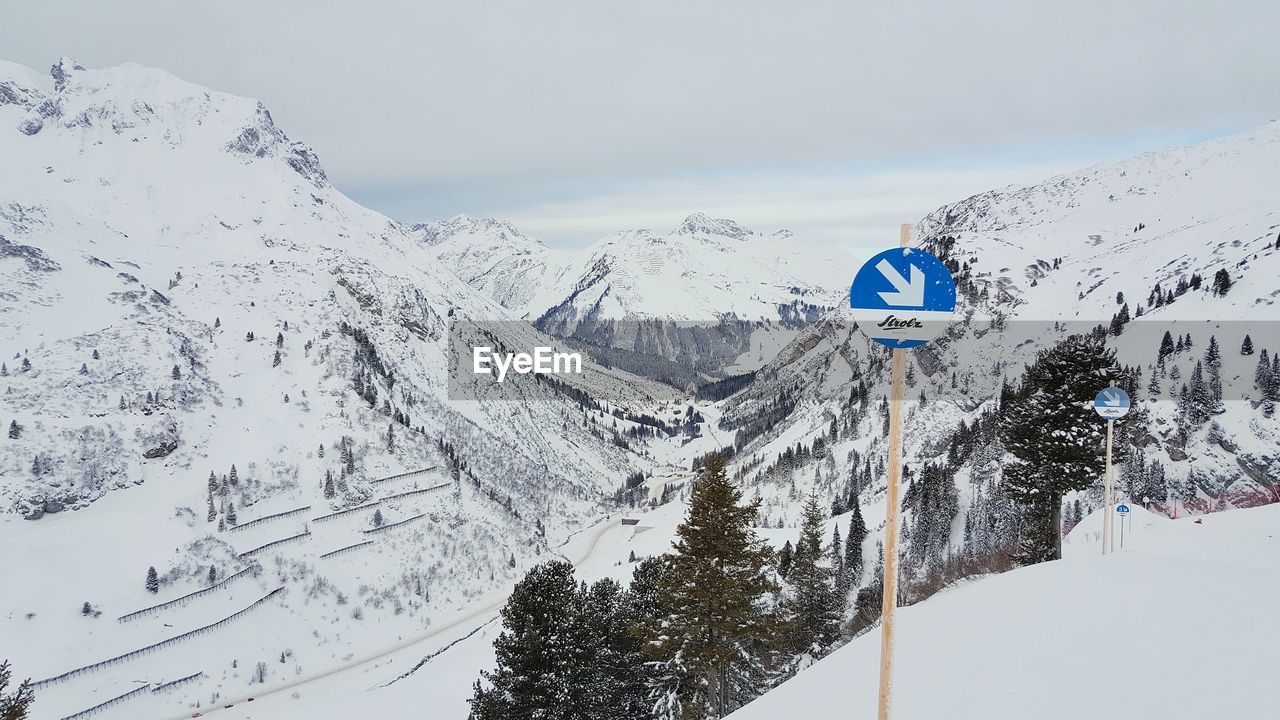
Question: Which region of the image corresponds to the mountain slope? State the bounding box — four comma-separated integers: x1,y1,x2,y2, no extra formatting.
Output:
728,504,1280,720
0,57,687,720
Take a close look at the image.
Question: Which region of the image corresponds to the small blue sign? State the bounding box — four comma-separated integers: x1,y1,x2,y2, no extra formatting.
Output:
1116,504,1131,514
849,247,956,349
1093,386,1131,419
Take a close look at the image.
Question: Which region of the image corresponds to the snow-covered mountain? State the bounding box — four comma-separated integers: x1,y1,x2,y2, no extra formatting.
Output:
0,58,702,720
413,212,852,326
409,212,854,382
721,120,1280,539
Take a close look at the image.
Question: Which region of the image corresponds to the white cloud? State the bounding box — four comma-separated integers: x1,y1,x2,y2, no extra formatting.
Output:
4,0,1277,246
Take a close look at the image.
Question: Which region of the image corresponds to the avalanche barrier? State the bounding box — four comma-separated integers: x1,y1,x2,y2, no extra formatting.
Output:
34,587,285,688
230,504,312,531
117,565,257,623
58,683,151,720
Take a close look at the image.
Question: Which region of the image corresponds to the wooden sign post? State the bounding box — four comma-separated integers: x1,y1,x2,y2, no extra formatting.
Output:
850,223,956,720
877,224,911,720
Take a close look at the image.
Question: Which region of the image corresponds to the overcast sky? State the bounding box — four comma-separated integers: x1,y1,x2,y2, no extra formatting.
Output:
3,1,1278,249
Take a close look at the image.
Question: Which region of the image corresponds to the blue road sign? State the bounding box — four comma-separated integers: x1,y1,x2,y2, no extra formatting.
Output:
1093,386,1131,420
1116,504,1131,514
849,247,956,349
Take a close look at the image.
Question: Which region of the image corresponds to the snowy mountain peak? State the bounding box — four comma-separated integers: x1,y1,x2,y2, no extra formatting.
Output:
50,56,86,91
412,214,543,249
674,211,753,240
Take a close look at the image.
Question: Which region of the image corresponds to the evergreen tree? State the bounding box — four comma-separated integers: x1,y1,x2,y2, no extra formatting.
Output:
20,357,30,372
226,503,238,527
229,464,238,485
387,423,394,451
372,509,384,527
776,540,794,580
780,492,839,657
273,350,282,367
206,493,216,522
653,456,776,717
92,349,100,360
831,523,849,601
1000,335,1117,564
1257,350,1276,398
1157,331,1174,362
1241,335,1254,355
317,443,325,458
276,332,285,347
1182,361,1211,426
1211,269,1232,296
81,601,92,616
78,363,88,375
0,363,7,376
323,470,335,499
171,364,181,380
145,566,159,594
7,421,19,440
207,471,217,493
844,493,867,583
0,659,36,720
208,565,218,584
469,561,595,720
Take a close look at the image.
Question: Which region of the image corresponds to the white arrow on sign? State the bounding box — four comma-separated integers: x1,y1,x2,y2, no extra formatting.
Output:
875,259,925,307
1101,389,1124,407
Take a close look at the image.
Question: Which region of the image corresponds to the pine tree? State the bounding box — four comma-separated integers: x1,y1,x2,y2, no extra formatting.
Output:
1241,335,1254,355
845,492,867,582
208,565,218,584
171,364,181,380
372,509,384,528
273,350,281,367
1000,335,1118,564
830,523,848,600
206,493,217,522
1182,361,1211,426
469,561,595,720
0,363,7,376
207,470,217,493
386,423,394,451
317,443,325,458
78,363,88,375
778,486,839,655
653,456,776,717
1211,269,1231,296
145,566,159,594
777,540,794,579
21,357,30,372
276,332,284,347
229,464,238,485
7,421,18,440
1158,331,1174,362
226,503,237,527
0,659,36,720
323,470,335,499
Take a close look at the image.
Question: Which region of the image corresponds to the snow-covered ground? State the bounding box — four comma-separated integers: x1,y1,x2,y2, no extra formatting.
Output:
729,503,1280,720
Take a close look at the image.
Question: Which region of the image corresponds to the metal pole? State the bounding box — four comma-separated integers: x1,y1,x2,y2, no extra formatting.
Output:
877,223,911,720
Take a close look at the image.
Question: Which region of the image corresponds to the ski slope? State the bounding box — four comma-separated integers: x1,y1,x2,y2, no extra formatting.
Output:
728,503,1280,720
